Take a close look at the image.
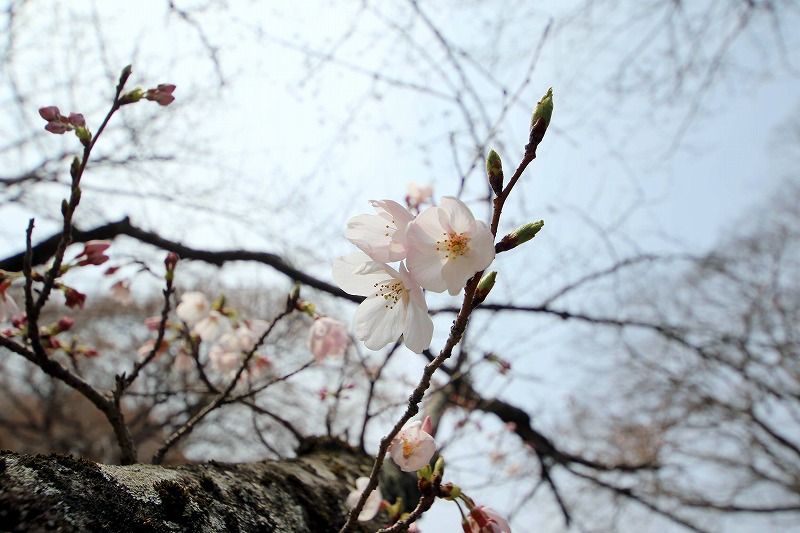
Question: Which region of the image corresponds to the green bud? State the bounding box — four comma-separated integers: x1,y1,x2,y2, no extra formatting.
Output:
118,88,143,106
472,271,497,308
495,220,544,253
486,150,504,195
417,465,432,482
529,88,553,146
433,456,445,477
70,156,81,179
119,65,133,88
75,126,92,146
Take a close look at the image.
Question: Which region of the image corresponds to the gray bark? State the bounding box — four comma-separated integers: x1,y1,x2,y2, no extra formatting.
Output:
0,437,389,533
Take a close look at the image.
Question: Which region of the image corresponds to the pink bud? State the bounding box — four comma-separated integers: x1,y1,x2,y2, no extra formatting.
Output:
67,113,86,127
57,317,75,332
39,106,61,121
144,316,164,331
421,415,434,436
44,121,68,134
164,252,179,271
145,84,177,106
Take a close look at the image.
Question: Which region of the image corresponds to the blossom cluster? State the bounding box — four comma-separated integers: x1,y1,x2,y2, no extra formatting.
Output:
144,291,273,386
333,196,494,353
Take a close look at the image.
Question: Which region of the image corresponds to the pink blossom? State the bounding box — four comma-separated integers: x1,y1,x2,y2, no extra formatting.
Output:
110,280,133,305
193,310,230,342
0,280,20,323
388,419,436,472
345,477,383,522
175,291,210,326
405,181,433,212
308,316,349,362
466,507,511,533
144,315,164,331
174,345,194,371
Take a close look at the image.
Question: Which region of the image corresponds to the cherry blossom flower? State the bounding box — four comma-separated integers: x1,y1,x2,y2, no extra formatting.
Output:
345,200,415,263
193,310,230,342
388,418,436,472
346,477,383,522
110,280,133,305
466,506,511,533
308,316,349,362
175,291,210,326
406,181,434,212
406,196,495,295
209,327,272,386
0,280,19,323
332,253,433,353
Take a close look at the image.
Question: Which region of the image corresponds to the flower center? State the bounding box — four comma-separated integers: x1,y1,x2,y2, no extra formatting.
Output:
436,232,470,259
401,438,414,458
373,280,405,309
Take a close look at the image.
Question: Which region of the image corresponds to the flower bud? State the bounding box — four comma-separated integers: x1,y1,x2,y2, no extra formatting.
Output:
57,317,75,333
75,126,92,146
486,150,504,195
39,106,61,121
529,87,553,146
495,220,544,253
164,252,179,277
118,88,143,106
67,113,86,127
44,121,67,134
70,157,81,179
472,271,497,308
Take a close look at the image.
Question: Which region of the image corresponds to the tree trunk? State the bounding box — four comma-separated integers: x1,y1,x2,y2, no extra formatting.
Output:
0,437,385,532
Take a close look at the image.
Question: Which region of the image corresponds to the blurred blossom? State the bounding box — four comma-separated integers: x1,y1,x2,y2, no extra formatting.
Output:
346,477,383,522
405,181,433,212
0,280,20,323
110,280,133,306
193,310,230,342
175,291,210,326
466,506,511,533
308,316,349,362
63,287,87,309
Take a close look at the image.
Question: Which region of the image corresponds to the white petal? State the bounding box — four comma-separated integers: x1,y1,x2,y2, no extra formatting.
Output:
345,214,405,262
402,300,433,353
468,221,496,269
333,253,391,295
354,294,406,350
406,248,447,293
440,257,478,295
407,205,445,246
438,196,477,234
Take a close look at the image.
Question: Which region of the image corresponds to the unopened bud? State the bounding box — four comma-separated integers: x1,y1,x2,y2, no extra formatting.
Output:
39,106,61,122
495,220,544,253
529,87,553,147
486,150,504,195
287,282,301,310
472,271,497,308
118,88,143,106
433,456,445,478
70,157,81,179
75,126,92,146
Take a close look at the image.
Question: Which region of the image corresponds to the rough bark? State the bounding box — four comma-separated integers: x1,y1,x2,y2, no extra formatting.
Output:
0,437,386,533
